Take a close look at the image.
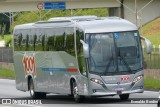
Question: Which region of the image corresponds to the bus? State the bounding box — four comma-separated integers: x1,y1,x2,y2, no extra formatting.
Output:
13,16,152,103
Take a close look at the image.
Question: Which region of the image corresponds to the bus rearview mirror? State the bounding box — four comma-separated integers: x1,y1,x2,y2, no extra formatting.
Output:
140,36,152,54
80,40,89,58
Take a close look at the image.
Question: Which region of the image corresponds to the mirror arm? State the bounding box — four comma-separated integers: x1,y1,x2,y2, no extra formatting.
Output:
140,36,145,40
140,36,152,54
80,39,89,58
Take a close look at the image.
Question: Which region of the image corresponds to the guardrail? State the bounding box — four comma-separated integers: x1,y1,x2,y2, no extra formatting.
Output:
0,47,13,63
143,47,160,69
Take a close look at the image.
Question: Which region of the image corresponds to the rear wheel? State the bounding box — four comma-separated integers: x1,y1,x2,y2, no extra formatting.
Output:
29,79,46,99
72,81,84,103
119,94,129,100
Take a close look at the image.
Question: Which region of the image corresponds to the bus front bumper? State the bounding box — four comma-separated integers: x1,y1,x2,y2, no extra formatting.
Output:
89,89,143,97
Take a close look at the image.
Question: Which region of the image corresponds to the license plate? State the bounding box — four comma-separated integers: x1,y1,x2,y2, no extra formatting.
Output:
117,91,122,94
115,85,124,91
115,86,123,95
115,87,124,91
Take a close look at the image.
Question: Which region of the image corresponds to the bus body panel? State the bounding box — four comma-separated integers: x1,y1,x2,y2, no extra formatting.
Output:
88,70,144,96
13,16,145,97
14,50,80,93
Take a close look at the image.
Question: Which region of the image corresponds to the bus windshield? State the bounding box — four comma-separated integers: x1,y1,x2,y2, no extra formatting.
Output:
86,31,143,75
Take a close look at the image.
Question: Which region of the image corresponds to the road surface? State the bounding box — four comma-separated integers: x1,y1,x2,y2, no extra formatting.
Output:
0,79,159,107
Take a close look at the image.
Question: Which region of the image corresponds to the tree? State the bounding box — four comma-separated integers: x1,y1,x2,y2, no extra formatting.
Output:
0,13,10,34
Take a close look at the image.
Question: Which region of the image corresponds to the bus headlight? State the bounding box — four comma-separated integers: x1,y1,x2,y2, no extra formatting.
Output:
90,78,103,85
133,75,143,83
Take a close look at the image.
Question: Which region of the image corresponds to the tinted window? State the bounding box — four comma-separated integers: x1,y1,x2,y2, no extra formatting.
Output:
76,29,87,76
65,27,75,56
14,27,75,54
14,29,31,51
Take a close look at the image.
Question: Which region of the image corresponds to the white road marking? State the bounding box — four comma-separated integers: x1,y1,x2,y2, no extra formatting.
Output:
0,105,13,107
144,91,159,93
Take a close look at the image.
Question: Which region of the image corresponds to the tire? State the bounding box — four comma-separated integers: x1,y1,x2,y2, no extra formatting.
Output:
29,79,46,99
72,81,84,103
119,94,129,100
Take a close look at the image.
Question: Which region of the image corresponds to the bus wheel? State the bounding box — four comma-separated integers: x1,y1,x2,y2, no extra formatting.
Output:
119,94,129,100
72,81,84,103
29,79,46,99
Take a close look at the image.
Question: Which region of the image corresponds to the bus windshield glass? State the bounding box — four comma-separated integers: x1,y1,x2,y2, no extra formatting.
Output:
86,31,143,75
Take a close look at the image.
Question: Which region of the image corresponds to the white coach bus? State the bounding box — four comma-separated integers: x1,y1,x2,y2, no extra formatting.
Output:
13,16,152,102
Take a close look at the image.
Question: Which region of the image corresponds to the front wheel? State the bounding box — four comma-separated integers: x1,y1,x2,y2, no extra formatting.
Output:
29,79,46,99
119,94,129,100
72,81,84,103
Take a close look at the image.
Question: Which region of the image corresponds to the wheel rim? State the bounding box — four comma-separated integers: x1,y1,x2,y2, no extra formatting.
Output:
73,83,79,99
30,82,34,96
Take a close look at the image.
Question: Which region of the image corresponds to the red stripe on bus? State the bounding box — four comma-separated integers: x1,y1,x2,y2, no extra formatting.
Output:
67,68,78,72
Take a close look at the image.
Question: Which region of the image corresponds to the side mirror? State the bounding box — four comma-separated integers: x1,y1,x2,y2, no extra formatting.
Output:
80,40,89,58
140,36,152,54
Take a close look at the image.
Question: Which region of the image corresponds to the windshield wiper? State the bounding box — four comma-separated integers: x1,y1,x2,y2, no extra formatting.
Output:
104,57,113,75
104,47,116,75
118,50,132,73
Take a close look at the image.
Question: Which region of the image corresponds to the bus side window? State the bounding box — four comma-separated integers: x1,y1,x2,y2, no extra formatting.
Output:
55,35,63,51
76,30,87,76
14,34,18,51
46,36,55,51
14,32,23,51
21,29,32,51
25,34,30,51
66,33,75,56
54,28,65,51
18,33,24,51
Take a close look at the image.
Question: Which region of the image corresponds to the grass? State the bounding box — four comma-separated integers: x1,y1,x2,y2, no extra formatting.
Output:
144,77,160,90
141,17,160,46
0,34,12,42
143,52,160,69
0,68,15,79
0,34,12,47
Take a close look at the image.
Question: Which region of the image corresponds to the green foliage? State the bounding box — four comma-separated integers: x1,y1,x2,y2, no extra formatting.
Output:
144,77,160,89
12,8,108,28
0,34,12,47
5,39,12,47
141,17,160,46
0,68,15,79
0,13,10,34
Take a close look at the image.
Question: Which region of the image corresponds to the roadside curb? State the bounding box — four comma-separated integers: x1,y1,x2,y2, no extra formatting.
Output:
144,88,160,92
0,77,15,80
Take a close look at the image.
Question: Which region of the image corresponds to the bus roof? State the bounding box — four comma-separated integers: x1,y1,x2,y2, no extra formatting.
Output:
14,16,137,33
76,17,137,33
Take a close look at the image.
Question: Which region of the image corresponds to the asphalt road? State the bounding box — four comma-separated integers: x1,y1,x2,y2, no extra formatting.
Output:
0,79,159,107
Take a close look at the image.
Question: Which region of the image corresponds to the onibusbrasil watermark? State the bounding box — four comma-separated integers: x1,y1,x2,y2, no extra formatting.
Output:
1,99,42,105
